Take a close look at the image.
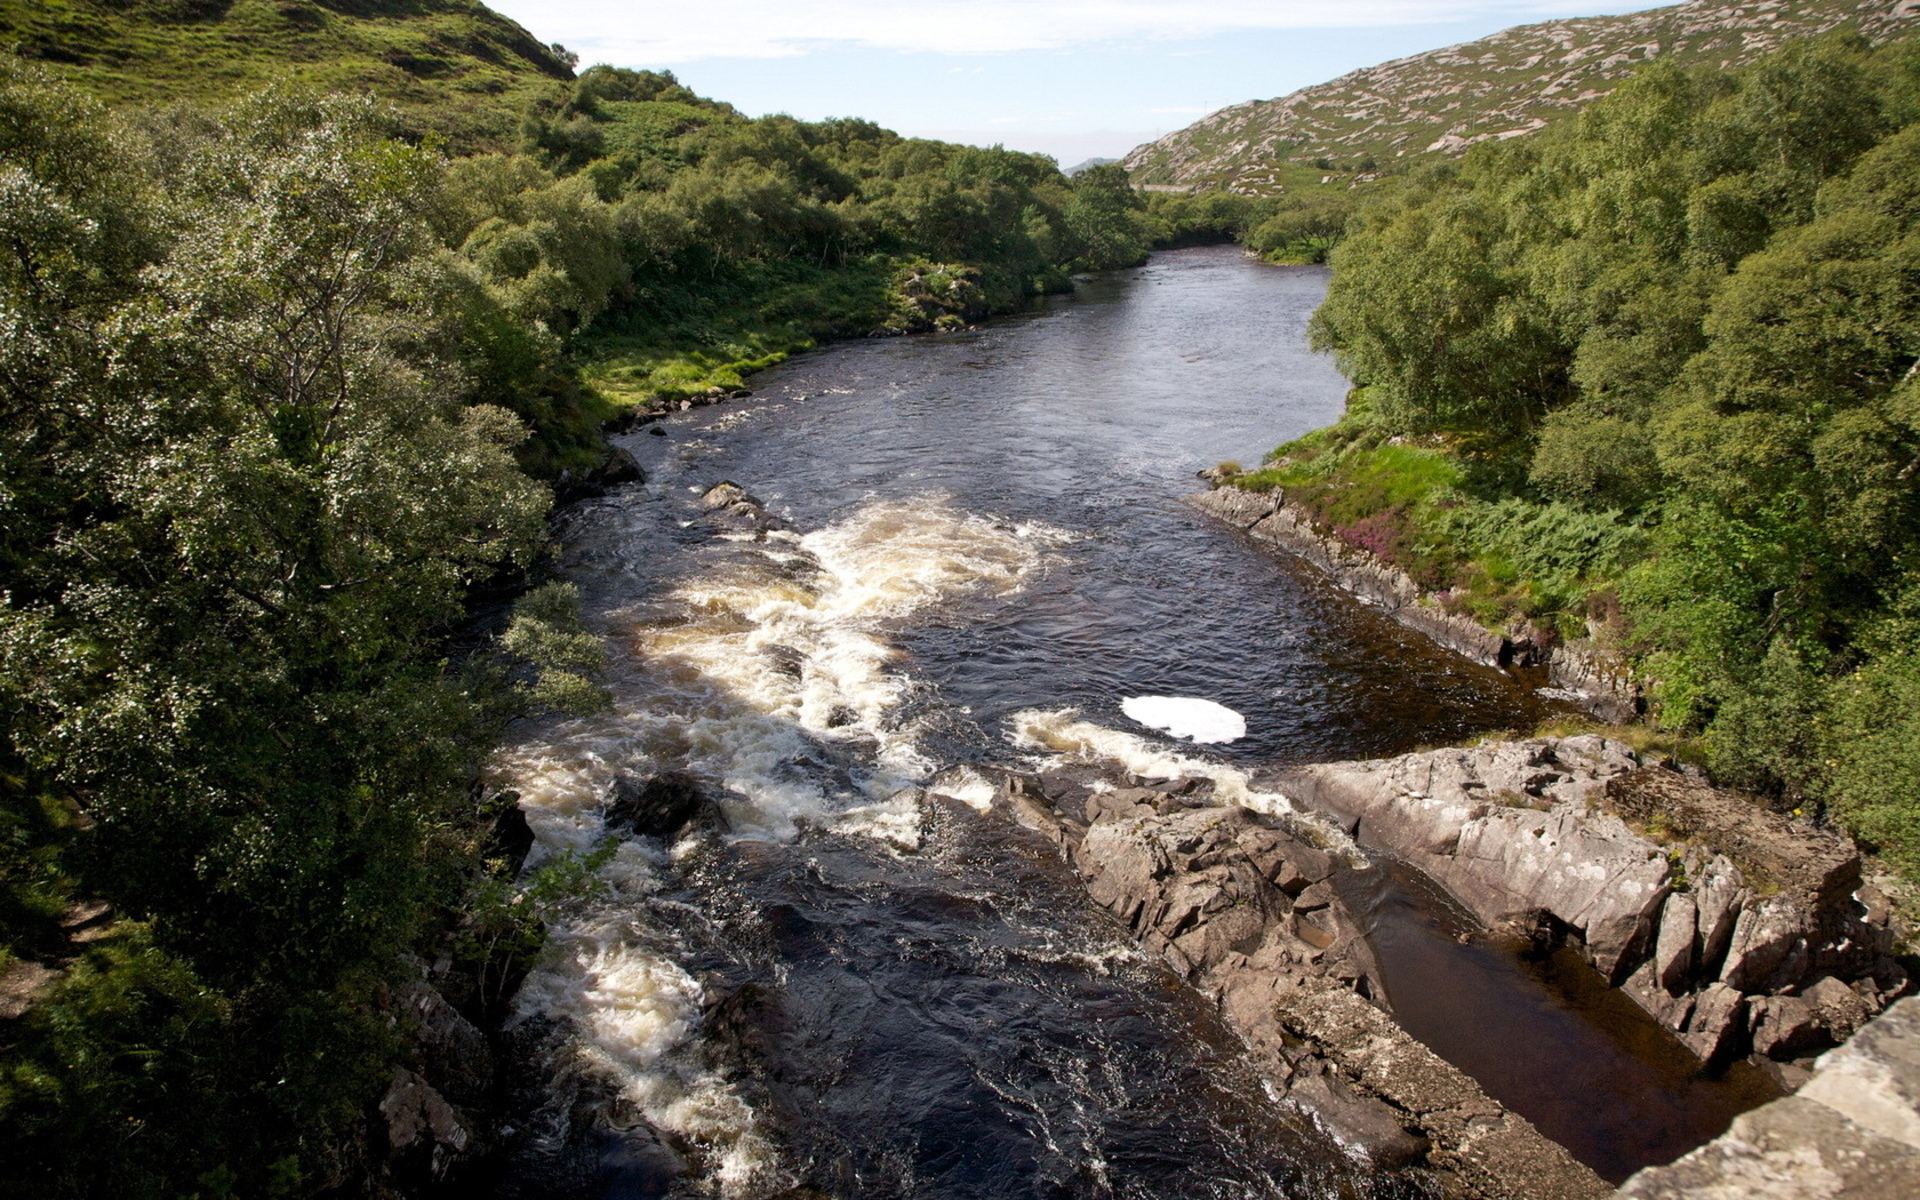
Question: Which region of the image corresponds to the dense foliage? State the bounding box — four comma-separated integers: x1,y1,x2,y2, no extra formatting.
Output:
0,0,576,151
1293,33,1920,864
505,67,1154,418
0,48,1170,1196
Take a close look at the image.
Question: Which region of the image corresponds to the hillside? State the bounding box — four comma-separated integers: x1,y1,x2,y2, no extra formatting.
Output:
1125,0,1919,192
0,0,572,147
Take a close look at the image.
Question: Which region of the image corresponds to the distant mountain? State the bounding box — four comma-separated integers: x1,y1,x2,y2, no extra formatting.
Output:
1125,0,1919,192
0,0,573,148
1063,156,1118,175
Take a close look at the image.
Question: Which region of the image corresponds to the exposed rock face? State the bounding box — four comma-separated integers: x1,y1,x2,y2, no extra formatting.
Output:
1124,0,1918,193
1279,737,1907,1066
1621,996,1920,1199
372,980,500,1190
969,768,1614,1200
1187,487,1639,720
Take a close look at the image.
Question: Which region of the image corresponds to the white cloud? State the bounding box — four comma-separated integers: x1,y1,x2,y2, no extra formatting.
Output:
491,1,1651,64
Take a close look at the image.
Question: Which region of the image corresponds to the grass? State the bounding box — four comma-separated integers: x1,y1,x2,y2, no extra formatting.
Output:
0,0,571,149
1231,408,1642,640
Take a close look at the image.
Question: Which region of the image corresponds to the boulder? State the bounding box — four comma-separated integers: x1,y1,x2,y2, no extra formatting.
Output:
606,771,719,839
1653,893,1697,992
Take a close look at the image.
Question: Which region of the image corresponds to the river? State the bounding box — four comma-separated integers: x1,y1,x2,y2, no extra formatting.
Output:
490,246,1771,1198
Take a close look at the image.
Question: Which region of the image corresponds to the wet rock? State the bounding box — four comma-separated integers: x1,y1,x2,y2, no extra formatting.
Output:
762,643,807,680
606,771,719,839
697,480,786,536
589,1124,685,1199
380,1067,479,1184
1291,1070,1430,1169
488,793,536,875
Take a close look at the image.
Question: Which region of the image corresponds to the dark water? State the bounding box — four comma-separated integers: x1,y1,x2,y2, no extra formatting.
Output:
502,246,1766,1197
633,250,1554,764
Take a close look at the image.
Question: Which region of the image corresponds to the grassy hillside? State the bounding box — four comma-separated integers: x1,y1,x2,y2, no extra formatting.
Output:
0,0,572,147
1126,0,1918,192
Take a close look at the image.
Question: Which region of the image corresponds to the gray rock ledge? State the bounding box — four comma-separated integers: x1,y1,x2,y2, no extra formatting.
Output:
1621,995,1920,1199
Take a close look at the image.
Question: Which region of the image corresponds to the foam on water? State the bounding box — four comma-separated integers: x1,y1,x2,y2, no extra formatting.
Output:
495,496,1067,844
1120,695,1247,744
512,913,790,1194
493,496,1067,1190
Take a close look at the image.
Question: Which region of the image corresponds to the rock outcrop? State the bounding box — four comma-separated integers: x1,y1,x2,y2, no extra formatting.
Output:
1278,737,1908,1068
963,767,1615,1200
1621,995,1920,1199
1189,486,1639,720
1124,0,1918,193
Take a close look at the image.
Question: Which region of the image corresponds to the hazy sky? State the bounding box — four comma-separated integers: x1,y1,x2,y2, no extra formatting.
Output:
485,1,1660,164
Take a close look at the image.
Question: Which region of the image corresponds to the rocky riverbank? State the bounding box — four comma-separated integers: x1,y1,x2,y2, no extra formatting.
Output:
1622,995,1920,1198
952,763,1616,1200
1188,486,1640,722
1278,736,1909,1079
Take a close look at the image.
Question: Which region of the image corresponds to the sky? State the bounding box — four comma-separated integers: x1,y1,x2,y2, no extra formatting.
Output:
484,0,1664,166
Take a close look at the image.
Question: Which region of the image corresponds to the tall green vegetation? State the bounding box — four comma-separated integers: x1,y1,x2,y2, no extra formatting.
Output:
0,65,603,1197
504,66,1154,412
0,47,1170,1196
1300,33,1920,866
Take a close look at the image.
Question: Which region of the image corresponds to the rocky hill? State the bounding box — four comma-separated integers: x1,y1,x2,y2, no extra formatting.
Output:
1125,0,1920,192
0,0,573,148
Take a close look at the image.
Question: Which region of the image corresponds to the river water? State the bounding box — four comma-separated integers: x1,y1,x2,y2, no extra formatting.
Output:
491,246,1768,1197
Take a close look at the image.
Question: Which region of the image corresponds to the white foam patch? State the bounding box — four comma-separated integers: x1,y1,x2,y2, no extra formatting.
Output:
1120,695,1247,744
926,766,999,812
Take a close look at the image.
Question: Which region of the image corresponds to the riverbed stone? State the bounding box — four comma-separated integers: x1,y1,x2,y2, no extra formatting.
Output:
606,771,720,839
